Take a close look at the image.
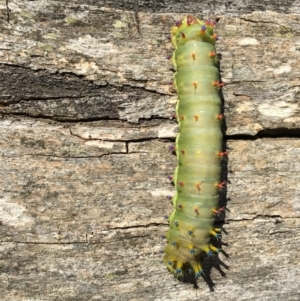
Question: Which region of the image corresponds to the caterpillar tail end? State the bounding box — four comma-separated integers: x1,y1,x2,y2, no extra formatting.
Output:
163,253,205,279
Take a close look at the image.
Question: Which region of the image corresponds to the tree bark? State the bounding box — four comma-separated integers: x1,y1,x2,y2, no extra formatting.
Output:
0,1,300,300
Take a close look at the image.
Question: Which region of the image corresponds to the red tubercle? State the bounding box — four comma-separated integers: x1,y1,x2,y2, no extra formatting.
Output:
213,81,224,88
194,114,199,121
192,53,196,60
180,150,185,155
180,32,186,38
205,20,216,27
193,207,199,216
178,181,184,187
216,114,224,120
195,182,201,191
216,180,226,190
179,115,184,120
212,33,218,40
217,151,228,159
193,82,198,89
213,206,225,216
209,51,216,58
187,15,198,26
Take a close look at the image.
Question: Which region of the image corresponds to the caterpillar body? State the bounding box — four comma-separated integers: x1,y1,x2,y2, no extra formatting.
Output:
163,15,225,279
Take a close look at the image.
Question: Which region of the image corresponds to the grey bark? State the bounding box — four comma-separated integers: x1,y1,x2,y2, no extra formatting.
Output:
0,1,300,300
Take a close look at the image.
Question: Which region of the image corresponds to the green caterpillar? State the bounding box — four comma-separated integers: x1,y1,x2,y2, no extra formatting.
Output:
163,15,226,279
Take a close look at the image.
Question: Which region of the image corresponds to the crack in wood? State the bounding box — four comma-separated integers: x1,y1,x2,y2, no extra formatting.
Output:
18,152,128,158
134,6,141,37
240,17,292,32
226,215,285,223
5,0,10,23
0,112,122,122
106,222,167,230
227,128,300,139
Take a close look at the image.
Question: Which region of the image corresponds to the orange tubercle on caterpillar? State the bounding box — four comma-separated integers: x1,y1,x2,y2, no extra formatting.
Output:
216,180,226,190
217,151,228,159
186,15,198,26
216,114,224,120
213,80,224,88
213,206,225,216
212,33,218,40
205,20,216,27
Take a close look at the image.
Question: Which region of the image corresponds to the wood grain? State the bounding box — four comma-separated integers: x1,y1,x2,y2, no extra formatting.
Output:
0,1,300,300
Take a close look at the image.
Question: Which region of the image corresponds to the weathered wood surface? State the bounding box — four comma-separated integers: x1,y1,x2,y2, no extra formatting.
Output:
0,1,300,300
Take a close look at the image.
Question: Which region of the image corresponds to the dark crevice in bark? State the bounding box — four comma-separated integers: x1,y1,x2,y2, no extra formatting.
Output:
120,83,170,96
5,0,10,23
106,222,167,230
226,214,283,222
240,17,292,31
232,92,251,98
134,4,141,38
227,128,300,140
226,80,267,85
86,0,297,15
0,241,92,245
2,96,88,105
0,112,122,122
227,216,300,223
70,129,165,143
1,113,174,127
2,112,299,141
138,116,174,121
19,153,127,159
0,62,88,79
0,236,151,245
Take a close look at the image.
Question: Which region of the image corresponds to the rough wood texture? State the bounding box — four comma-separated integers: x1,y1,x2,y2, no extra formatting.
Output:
0,1,300,300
